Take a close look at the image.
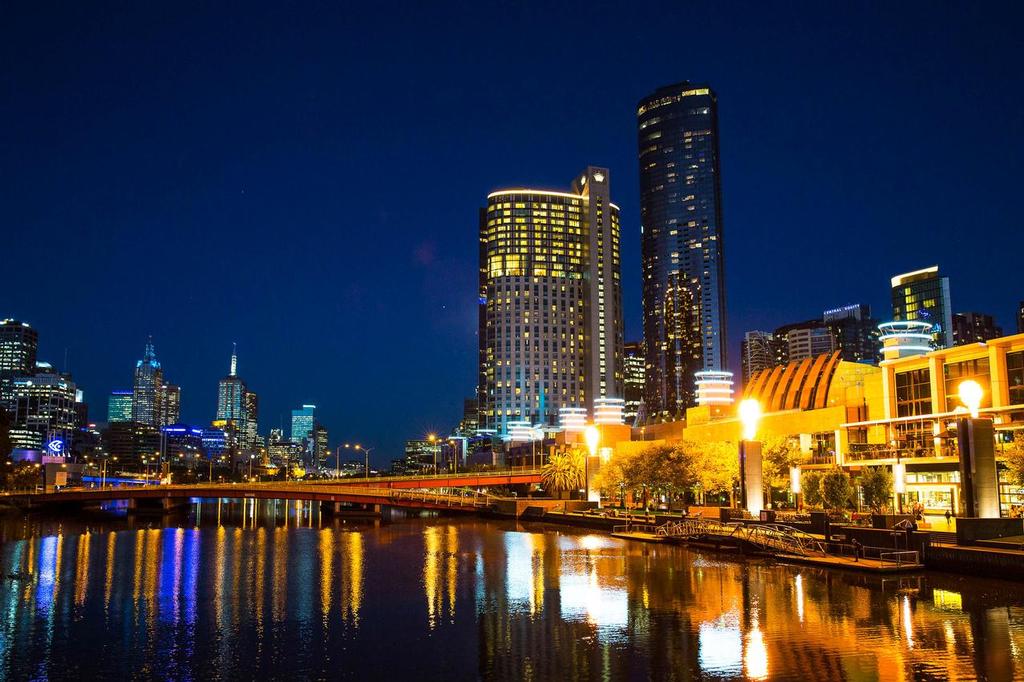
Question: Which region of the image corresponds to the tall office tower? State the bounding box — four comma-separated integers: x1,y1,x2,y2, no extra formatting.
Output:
156,384,180,425
8,365,79,451
107,390,133,422
132,337,164,426
741,331,778,385
824,304,881,365
216,344,246,423
891,266,953,348
478,167,624,431
0,319,38,377
313,423,329,468
290,404,316,447
638,82,727,419
952,312,1003,345
243,390,258,448
774,320,836,363
623,341,645,425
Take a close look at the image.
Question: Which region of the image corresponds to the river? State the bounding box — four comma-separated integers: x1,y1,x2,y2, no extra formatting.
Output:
1,499,1023,680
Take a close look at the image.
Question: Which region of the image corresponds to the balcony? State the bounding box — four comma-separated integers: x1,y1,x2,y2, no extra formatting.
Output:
845,442,957,463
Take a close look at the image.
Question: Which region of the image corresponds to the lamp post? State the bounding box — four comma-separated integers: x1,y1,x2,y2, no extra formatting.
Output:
428,434,438,475
738,399,764,517
584,425,600,506
353,444,373,479
956,379,998,517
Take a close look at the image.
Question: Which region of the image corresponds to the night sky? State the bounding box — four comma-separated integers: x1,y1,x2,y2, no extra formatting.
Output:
4,2,1022,466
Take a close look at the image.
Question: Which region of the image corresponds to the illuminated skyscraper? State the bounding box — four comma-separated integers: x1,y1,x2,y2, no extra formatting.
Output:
290,404,316,448
638,82,727,419
741,331,777,385
132,337,163,426
478,167,624,431
157,384,180,426
951,312,1002,346
0,319,38,377
243,389,258,448
217,344,245,423
890,266,953,348
623,341,645,425
107,390,133,422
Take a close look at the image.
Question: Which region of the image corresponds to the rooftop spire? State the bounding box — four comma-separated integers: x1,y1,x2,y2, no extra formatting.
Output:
230,342,237,377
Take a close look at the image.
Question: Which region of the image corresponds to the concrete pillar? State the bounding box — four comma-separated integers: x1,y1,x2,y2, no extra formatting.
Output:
739,441,763,516
957,417,999,518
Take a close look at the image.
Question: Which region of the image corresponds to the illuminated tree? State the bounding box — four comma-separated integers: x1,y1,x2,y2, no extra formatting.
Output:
692,440,739,506
821,467,853,511
801,471,823,507
1004,434,1024,489
541,448,585,498
762,436,805,491
858,466,893,513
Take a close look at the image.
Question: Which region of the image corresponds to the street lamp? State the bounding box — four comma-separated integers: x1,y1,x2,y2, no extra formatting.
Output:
955,379,998,517
737,399,764,516
584,425,600,505
428,434,438,475
959,379,983,419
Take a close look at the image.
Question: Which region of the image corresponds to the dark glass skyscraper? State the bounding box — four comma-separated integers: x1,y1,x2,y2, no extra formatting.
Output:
638,82,727,419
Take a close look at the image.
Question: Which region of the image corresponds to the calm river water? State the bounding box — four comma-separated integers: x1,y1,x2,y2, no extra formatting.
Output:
1,499,1024,680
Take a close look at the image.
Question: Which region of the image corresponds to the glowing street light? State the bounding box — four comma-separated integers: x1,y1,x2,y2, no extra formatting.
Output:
583,425,601,506
958,380,983,419
739,399,762,442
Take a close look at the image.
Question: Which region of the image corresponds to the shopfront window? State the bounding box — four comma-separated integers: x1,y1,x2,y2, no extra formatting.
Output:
944,357,991,412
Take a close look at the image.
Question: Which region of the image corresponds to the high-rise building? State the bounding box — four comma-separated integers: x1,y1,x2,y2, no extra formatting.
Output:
890,266,953,348
741,331,778,385
824,304,880,365
243,390,258,448
8,365,79,453
0,319,38,377
638,82,727,419
157,384,180,426
313,423,329,468
774,320,836,363
290,404,316,448
478,167,624,432
107,390,134,423
952,312,1003,346
623,341,645,425
216,344,245,423
132,337,163,426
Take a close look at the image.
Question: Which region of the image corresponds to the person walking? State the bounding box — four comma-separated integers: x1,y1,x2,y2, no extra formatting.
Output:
945,509,952,527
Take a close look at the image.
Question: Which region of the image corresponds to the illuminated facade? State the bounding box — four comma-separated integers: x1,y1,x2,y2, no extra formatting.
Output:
741,331,777,385
824,303,880,364
132,338,163,426
478,167,624,432
107,390,133,423
290,404,316,449
891,266,954,348
157,383,180,426
8,367,80,451
243,390,258,448
623,341,645,424
0,319,38,377
638,82,727,419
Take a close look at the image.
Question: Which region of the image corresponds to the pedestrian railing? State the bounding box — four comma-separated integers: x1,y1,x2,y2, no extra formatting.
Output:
878,550,920,568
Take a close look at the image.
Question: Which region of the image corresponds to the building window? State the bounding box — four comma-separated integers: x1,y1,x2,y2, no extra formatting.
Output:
943,357,991,412
895,368,931,417
1007,351,1024,406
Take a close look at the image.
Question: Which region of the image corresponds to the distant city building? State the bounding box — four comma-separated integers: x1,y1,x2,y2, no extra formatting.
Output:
824,304,880,365
157,383,180,426
402,439,440,472
216,344,245,428
478,167,624,432
7,365,79,453
952,312,1003,346
638,82,728,419
107,390,133,423
161,425,205,464
741,331,778,385
132,338,163,426
290,404,316,448
201,427,228,459
891,266,953,348
623,341,645,425
0,319,38,377
456,397,479,436
774,320,836,364
313,423,329,468
243,390,258,448
102,421,160,468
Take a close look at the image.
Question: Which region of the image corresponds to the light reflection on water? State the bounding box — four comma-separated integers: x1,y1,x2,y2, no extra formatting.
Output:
1,500,1023,680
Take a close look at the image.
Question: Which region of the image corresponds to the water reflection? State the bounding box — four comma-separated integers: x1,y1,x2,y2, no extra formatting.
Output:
0,505,1023,680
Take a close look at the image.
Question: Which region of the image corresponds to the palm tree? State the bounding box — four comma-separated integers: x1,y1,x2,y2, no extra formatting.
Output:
542,448,586,499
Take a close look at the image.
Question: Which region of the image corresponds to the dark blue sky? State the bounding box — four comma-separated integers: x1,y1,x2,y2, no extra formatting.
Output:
4,2,1022,465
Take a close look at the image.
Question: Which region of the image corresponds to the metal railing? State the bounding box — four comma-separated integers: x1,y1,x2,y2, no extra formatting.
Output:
878,550,920,568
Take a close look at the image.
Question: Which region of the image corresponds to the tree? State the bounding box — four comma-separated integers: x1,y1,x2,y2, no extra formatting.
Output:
821,467,853,511
693,441,739,506
859,466,894,513
1004,434,1024,488
593,447,633,506
542,448,585,498
801,471,823,508
762,436,805,491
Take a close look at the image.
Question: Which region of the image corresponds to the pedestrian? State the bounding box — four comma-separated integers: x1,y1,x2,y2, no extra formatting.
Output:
944,509,952,527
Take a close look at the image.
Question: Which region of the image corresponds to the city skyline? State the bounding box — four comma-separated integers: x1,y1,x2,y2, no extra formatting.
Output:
5,2,1023,461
